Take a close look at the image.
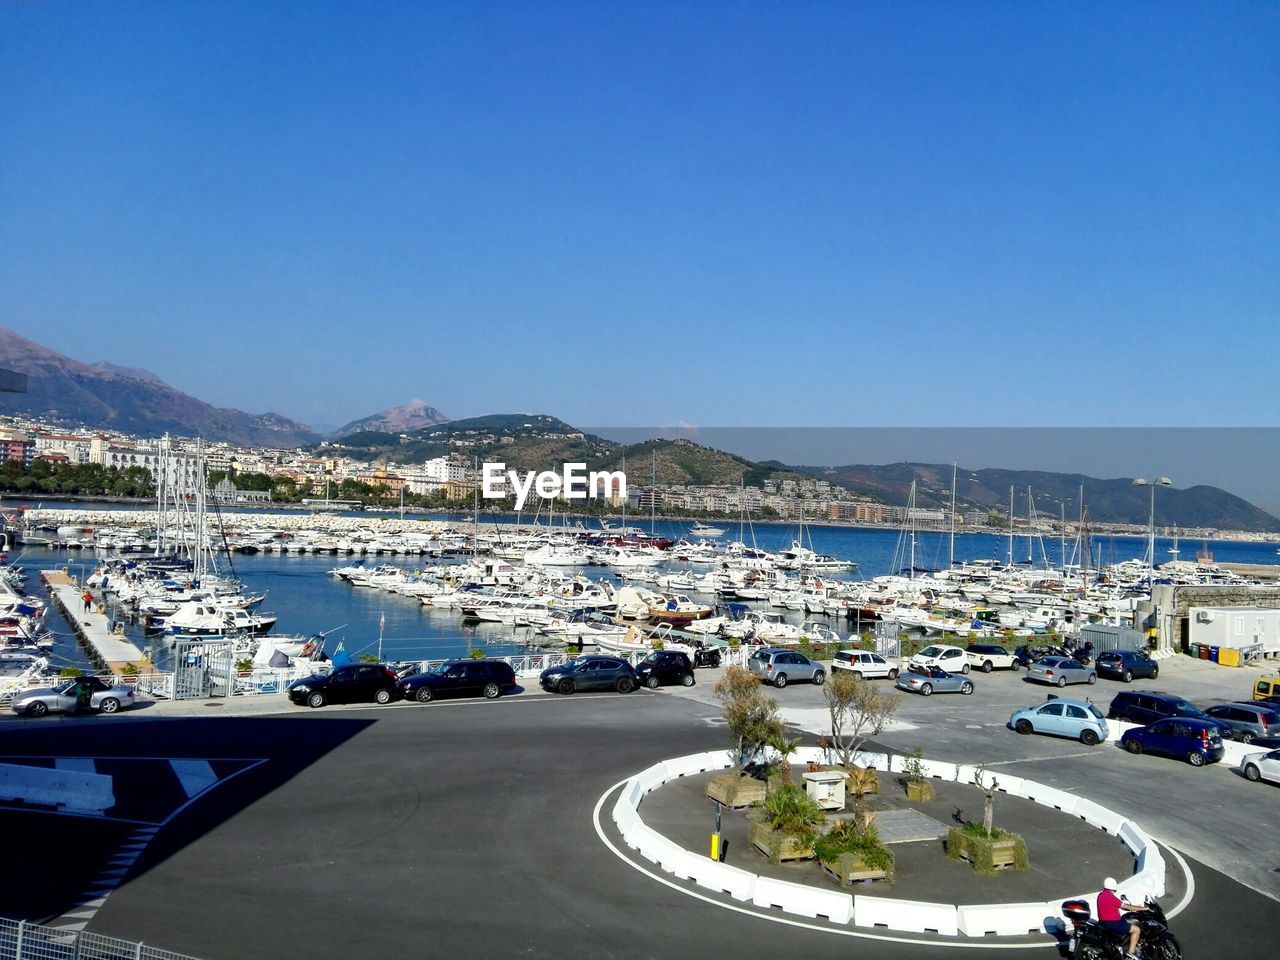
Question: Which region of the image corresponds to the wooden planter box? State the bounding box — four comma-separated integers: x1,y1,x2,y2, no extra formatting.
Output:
749,820,816,862
946,828,1028,874
905,780,935,802
820,852,890,885
705,771,767,809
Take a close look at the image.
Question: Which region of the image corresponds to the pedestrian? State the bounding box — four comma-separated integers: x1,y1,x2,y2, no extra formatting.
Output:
82,591,93,613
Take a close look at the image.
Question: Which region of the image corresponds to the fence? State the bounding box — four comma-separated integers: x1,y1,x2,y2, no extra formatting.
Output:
0,917,203,960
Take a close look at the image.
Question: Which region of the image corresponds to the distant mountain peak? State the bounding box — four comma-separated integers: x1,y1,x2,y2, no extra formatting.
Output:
0,325,317,447
330,401,450,439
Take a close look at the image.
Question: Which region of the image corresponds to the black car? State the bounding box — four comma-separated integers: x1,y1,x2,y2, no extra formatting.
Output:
1106,690,1233,737
635,650,695,689
400,659,517,703
539,655,638,695
1095,650,1160,683
288,663,402,708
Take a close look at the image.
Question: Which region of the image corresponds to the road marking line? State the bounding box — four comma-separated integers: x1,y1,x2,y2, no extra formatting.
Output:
169,759,218,799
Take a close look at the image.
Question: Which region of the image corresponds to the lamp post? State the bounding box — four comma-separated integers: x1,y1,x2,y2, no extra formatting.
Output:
1132,477,1172,590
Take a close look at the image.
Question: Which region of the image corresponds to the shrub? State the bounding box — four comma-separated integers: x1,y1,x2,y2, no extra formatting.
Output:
901,746,926,787
815,819,895,875
760,782,825,846
469,647,486,659
946,823,1030,874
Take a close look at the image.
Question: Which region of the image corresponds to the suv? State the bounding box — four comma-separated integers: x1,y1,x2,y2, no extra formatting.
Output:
1106,690,1234,738
965,643,1017,673
1120,718,1226,767
539,656,638,695
399,659,517,703
831,649,899,680
635,650,695,689
1095,650,1159,683
1202,702,1280,743
747,648,825,688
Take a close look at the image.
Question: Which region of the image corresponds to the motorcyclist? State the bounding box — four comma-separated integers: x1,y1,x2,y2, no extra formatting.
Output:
1098,877,1143,958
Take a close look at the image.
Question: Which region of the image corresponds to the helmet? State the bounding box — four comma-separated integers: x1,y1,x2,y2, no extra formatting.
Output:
1103,877,1118,891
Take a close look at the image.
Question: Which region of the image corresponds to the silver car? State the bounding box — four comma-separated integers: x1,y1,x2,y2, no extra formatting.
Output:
10,676,136,717
1026,656,1096,688
895,666,974,696
746,648,825,688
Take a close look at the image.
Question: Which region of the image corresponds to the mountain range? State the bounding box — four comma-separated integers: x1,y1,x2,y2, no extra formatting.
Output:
0,327,318,448
1,326,1276,530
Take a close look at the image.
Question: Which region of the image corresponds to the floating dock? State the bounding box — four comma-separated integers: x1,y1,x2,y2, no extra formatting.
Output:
41,570,146,673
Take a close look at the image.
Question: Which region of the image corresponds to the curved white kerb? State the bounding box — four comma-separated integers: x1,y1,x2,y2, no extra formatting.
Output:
599,747,1190,943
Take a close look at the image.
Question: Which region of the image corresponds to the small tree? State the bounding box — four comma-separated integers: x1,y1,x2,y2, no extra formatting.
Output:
823,671,901,770
714,665,784,771
973,763,1000,837
766,732,803,786
469,647,486,660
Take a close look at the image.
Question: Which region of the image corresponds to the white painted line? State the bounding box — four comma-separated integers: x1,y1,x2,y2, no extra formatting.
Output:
62,911,95,919
53,922,87,932
169,759,218,799
77,898,106,908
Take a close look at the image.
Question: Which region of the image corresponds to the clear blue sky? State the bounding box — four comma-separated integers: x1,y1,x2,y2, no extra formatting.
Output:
1,1,1277,432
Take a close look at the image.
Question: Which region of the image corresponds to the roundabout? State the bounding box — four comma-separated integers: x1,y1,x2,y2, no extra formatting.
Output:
595,747,1195,948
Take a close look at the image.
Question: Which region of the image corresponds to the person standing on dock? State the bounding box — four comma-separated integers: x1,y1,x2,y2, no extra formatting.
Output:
82,591,93,613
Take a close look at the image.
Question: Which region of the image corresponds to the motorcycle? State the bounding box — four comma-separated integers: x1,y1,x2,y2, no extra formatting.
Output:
692,646,722,669
1062,896,1182,960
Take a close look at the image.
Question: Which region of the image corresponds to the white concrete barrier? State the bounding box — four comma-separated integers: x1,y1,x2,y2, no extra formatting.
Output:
753,876,854,924
1071,798,1127,834
1222,740,1260,766
956,901,1052,937
612,798,641,836
663,752,727,779
685,856,758,901
1020,782,1079,815
990,773,1027,797
854,895,958,936
852,751,889,770
633,766,666,797
629,824,696,878
1117,821,1152,858
0,762,114,815
623,779,643,808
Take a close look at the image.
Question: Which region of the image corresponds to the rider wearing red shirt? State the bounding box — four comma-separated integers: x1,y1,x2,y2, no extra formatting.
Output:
1098,877,1143,958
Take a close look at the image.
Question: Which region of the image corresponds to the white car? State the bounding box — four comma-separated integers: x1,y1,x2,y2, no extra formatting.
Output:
907,644,970,674
831,649,899,680
964,643,1019,672
1242,748,1280,785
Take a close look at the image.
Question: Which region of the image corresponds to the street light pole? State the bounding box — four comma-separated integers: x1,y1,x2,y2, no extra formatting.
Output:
1133,477,1172,591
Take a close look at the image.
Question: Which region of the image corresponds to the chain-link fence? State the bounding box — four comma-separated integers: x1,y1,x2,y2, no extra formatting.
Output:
0,917,202,960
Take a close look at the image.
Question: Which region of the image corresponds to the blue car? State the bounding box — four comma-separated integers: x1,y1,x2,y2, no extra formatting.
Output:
1010,698,1110,745
1120,718,1225,767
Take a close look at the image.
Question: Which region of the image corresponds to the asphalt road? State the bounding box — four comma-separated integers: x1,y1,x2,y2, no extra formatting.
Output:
0,686,1276,960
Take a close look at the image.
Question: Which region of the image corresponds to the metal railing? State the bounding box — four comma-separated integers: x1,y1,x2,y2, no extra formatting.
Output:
0,917,203,960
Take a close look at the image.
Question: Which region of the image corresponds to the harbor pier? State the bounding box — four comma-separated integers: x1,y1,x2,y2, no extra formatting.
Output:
41,570,146,674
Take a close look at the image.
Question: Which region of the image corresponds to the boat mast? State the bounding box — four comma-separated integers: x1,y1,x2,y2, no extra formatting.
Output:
948,461,957,571
650,448,656,536
1007,485,1014,566
908,480,917,581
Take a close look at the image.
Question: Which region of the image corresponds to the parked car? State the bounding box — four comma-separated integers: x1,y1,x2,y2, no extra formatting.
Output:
831,649,899,680
1202,702,1280,743
1253,675,1280,702
1094,650,1160,683
1243,736,1280,751
10,676,136,717
1026,656,1097,688
287,663,402,708
965,643,1018,673
1009,698,1109,745
746,648,825,688
1106,690,1235,738
539,655,638,694
895,666,974,697
399,659,517,703
1120,718,1226,766
635,650,695,689
1241,748,1280,785
907,644,970,674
